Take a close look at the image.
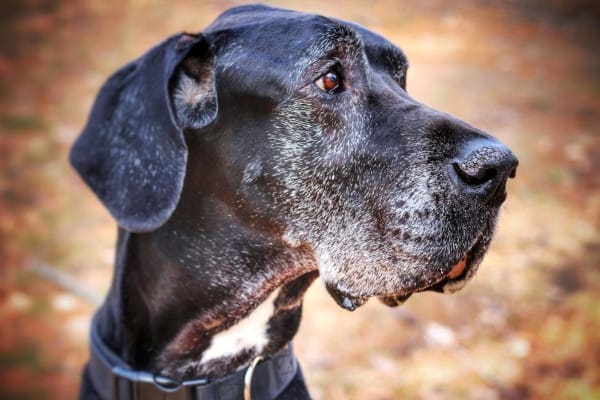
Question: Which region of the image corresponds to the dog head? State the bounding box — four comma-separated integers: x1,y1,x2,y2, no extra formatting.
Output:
71,5,517,311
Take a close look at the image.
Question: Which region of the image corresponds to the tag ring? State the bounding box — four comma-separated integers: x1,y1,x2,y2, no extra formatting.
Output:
243,355,264,400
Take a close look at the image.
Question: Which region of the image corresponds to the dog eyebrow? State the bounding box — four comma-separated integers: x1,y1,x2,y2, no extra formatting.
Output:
304,18,363,54
292,22,364,85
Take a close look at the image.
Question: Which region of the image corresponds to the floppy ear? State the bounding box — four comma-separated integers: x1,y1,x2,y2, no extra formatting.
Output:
70,33,217,232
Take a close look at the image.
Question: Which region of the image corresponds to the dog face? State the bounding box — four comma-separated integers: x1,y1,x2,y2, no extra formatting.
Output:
176,6,517,310
72,5,517,312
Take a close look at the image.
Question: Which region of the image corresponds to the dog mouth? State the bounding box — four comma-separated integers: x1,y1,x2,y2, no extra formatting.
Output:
378,250,474,308
326,238,484,311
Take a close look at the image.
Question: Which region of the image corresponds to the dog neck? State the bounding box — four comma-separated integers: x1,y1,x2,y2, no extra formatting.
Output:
95,200,318,381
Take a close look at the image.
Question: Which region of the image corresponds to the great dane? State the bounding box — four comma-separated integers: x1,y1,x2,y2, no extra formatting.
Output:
71,4,518,399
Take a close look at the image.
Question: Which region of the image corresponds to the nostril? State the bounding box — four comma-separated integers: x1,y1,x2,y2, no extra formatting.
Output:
453,145,505,187
453,162,497,186
451,142,518,204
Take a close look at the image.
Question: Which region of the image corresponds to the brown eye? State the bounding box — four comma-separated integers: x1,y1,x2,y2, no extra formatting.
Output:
316,71,342,94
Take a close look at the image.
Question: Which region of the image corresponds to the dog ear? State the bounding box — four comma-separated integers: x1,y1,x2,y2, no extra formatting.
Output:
70,33,217,232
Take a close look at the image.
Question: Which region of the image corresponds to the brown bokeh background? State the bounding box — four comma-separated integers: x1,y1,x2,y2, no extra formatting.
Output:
1,1,598,399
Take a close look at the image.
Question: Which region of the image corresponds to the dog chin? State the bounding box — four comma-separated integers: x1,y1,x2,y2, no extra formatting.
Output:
324,235,489,312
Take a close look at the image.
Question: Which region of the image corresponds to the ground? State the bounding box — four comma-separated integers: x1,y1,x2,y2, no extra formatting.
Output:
0,0,598,399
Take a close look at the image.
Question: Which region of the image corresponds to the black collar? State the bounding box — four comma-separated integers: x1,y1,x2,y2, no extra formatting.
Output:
88,315,299,400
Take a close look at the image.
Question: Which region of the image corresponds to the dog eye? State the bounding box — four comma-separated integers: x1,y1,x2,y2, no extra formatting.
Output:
315,71,342,94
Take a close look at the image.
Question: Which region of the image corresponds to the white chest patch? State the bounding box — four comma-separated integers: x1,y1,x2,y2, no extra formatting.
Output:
199,290,278,365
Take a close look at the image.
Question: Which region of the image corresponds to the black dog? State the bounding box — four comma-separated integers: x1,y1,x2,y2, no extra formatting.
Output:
71,5,517,399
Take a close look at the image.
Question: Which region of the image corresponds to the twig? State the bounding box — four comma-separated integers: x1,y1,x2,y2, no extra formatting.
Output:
28,258,103,306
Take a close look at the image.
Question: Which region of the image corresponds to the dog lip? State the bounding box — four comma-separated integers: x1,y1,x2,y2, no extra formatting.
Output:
378,253,472,307
447,254,468,279
325,282,369,311
419,240,480,294
381,239,480,307
378,293,412,307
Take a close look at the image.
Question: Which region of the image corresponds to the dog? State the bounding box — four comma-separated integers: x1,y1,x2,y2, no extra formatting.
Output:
71,4,518,399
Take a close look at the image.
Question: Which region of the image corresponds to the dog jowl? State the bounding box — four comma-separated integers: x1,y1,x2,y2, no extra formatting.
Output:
71,4,517,396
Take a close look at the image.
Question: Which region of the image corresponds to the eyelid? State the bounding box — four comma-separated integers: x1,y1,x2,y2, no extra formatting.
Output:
325,61,343,77
313,62,344,90
311,60,343,82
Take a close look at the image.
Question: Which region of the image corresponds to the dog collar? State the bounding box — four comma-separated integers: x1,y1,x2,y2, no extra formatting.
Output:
88,315,298,400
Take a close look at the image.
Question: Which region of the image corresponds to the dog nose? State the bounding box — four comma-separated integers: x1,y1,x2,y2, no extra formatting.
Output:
452,140,518,206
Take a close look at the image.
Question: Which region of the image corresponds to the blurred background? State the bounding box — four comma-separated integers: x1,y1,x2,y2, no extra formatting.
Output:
0,0,598,399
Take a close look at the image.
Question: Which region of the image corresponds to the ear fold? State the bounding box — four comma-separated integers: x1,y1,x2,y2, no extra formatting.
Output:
171,42,218,129
70,33,217,232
